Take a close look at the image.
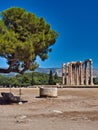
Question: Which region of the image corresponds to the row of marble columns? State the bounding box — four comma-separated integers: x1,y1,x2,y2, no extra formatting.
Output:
62,59,93,85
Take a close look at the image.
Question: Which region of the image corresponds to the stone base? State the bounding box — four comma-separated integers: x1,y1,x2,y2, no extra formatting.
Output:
39,87,57,98
61,85,98,88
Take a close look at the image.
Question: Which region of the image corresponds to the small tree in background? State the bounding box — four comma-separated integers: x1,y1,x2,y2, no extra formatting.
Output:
31,73,35,85
48,70,54,85
54,72,58,79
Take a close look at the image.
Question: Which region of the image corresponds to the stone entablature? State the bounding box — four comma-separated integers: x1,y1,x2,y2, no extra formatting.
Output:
62,59,93,85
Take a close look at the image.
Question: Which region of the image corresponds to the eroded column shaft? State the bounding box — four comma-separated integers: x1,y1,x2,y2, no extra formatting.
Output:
90,60,93,85
62,64,65,85
85,62,88,85
80,63,83,85
66,64,69,85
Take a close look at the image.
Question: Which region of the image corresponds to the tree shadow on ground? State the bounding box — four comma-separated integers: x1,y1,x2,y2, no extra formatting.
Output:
0,93,28,105
0,97,11,105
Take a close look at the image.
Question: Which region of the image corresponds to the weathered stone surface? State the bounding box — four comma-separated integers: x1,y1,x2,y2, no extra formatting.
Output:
62,59,93,85
40,87,57,97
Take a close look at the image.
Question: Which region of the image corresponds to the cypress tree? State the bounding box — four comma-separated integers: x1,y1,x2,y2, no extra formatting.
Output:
48,70,54,85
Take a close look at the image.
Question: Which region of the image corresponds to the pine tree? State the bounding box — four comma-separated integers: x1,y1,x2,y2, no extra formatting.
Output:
0,7,58,74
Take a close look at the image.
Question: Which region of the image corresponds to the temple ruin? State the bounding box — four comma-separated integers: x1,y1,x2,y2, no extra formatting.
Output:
62,59,93,85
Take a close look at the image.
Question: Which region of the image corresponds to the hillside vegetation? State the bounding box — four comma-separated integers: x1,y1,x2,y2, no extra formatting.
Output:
0,72,61,87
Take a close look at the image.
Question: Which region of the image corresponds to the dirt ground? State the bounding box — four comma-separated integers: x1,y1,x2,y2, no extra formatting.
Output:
0,87,98,130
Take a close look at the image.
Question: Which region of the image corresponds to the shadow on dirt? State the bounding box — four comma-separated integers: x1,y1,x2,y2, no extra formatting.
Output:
0,92,28,105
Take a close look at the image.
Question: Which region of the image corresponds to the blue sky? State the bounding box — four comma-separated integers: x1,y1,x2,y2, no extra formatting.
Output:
0,0,98,68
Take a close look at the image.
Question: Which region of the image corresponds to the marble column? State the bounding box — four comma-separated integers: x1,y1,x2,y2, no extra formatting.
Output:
85,62,88,85
72,65,75,85
62,63,65,85
70,63,72,85
90,60,93,85
65,64,69,85
82,64,85,85
76,65,79,85
80,62,83,85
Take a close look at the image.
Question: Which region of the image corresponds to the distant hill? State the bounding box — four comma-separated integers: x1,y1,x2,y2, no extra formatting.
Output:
93,68,98,78
35,68,62,77
1,72,17,77
35,68,98,78
1,68,98,78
